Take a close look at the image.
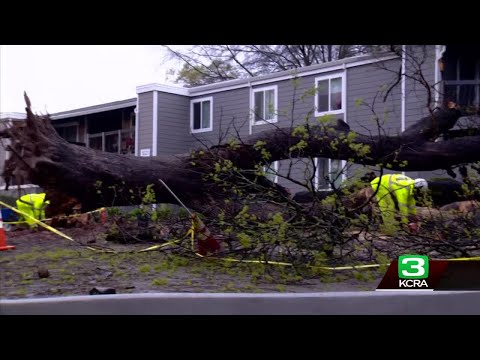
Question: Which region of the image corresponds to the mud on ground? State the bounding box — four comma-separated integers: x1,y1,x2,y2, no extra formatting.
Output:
0,223,383,299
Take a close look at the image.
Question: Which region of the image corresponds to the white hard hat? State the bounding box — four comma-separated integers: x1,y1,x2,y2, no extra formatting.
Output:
414,178,428,191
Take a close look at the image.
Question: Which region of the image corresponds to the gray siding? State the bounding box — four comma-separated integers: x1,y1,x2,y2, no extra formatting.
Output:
403,45,439,180
404,45,436,129
346,57,403,181
252,72,345,135
347,58,402,136
252,72,345,194
277,158,316,195
186,61,410,193
189,82,322,194
137,92,154,155
156,93,191,155
189,88,251,149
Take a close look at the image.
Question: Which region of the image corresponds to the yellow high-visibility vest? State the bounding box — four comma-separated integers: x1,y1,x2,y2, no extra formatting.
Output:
16,193,50,226
370,174,416,223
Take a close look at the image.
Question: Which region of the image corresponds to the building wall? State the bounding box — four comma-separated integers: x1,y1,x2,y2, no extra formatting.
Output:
184,58,409,193
137,92,154,156
347,57,402,135
189,87,251,148
404,45,436,129
188,71,348,194
401,45,448,180
156,92,191,155
346,56,403,180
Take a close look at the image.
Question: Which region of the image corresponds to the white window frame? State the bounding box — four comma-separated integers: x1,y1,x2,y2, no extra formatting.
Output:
314,158,346,191
251,85,278,126
263,161,279,184
54,122,79,142
190,96,213,133
314,72,346,117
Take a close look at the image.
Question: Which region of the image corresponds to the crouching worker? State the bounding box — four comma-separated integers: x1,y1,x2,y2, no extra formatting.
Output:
370,174,428,234
16,193,50,228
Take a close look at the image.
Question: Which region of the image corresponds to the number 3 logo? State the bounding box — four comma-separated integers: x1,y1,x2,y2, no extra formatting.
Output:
401,257,425,277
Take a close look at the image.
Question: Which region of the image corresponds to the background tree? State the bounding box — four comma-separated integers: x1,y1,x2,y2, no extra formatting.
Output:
165,45,393,87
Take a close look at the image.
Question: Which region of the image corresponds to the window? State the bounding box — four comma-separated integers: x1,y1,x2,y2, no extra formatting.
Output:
121,130,135,155
89,135,102,151
87,129,134,154
315,73,345,116
55,124,78,143
442,48,480,109
263,161,279,183
105,133,119,153
315,158,344,190
252,85,278,124
191,97,213,133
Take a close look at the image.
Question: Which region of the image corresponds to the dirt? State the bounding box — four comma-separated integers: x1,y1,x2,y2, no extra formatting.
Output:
0,222,384,300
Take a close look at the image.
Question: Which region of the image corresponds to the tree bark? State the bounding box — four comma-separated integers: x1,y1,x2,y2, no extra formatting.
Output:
1,94,475,215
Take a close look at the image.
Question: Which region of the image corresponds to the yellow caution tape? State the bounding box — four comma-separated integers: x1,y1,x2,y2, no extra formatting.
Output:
183,216,480,270
137,239,182,253
0,199,191,254
202,256,480,271
218,257,293,267
0,199,106,252
3,207,105,225
4,199,480,268
196,254,386,270
186,221,195,252
447,256,480,261
0,199,74,240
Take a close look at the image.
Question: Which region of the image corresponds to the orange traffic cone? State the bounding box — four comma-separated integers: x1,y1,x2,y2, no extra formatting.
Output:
101,208,106,224
0,209,15,251
191,214,220,255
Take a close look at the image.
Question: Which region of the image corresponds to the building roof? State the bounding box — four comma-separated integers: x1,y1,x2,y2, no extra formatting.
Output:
50,98,137,120
1,98,137,122
189,52,399,94
137,51,399,96
0,112,26,121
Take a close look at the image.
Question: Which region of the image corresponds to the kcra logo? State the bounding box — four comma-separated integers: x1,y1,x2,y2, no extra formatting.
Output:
398,255,429,288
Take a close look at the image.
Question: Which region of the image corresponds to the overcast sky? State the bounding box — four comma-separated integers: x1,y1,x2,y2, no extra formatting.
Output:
0,45,186,114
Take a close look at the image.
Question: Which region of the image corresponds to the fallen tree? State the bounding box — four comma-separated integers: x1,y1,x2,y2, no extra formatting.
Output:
3,94,480,264
0,93,476,216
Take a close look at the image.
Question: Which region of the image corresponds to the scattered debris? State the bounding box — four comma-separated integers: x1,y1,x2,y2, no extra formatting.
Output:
89,287,116,295
37,267,50,279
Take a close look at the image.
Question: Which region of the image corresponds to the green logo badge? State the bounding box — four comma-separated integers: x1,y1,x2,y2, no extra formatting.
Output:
398,255,429,279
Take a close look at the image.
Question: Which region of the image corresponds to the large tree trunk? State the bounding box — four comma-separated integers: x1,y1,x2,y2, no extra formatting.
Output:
0,94,475,215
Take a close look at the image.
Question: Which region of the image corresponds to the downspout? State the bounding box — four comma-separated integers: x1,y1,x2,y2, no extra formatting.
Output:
152,91,158,156
401,45,406,134
248,80,253,135
341,62,347,182
151,92,158,212
134,97,139,156
434,45,447,107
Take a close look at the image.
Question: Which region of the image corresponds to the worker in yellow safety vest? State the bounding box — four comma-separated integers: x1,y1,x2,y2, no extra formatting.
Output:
370,174,428,231
16,193,50,227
